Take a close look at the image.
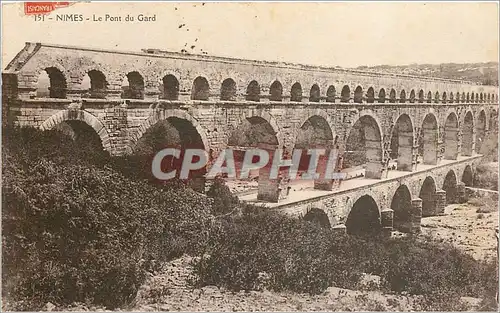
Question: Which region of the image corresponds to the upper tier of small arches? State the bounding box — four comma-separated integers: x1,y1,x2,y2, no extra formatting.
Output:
34,67,499,104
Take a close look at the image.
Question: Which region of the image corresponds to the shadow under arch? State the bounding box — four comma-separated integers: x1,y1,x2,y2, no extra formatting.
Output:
444,112,459,160
131,110,210,191
391,184,412,232
344,113,384,179
131,109,210,154
390,114,414,171
461,165,473,187
346,195,381,236
442,170,458,204
303,208,331,228
419,176,437,217
40,109,111,152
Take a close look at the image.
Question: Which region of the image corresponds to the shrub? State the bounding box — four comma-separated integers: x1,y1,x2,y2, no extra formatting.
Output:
206,177,240,216
192,210,384,293
382,235,493,298
473,163,499,191
192,209,498,308
469,196,498,213
477,132,498,163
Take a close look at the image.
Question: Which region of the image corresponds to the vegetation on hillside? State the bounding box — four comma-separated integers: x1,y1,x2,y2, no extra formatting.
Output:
2,127,213,310
474,163,499,191
356,62,499,86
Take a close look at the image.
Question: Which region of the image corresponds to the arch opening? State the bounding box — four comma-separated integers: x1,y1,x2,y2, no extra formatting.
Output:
309,84,321,102
269,81,283,102
427,91,432,103
122,71,144,99
419,176,437,217
161,74,179,100
135,117,206,153
391,185,412,232
346,195,381,236
400,90,406,103
462,165,473,187
389,114,414,171
419,114,439,165
81,70,107,99
344,115,383,179
36,67,67,99
303,208,331,228
221,78,237,101
444,113,459,160
134,116,207,190
418,89,424,103
191,76,210,100
246,80,260,102
443,170,458,204
294,115,334,174
378,88,386,103
354,86,363,103
229,116,279,148
409,89,416,103
434,91,440,104
326,86,336,103
366,87,375,103
341,85,351,102
54,120,104,150
39,110,111,153
228,116,279,180
475,110,486,154
462,111,474,156
389,89,396,103
290,82,303,102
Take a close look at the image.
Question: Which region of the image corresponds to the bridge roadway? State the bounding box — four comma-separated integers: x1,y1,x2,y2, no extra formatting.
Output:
239,154,482,234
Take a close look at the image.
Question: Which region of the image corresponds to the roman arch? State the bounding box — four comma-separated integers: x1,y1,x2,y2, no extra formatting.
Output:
442,170,458,205
443,112,459,160
39,109,112,152
3,42,498,225
390,114,414,171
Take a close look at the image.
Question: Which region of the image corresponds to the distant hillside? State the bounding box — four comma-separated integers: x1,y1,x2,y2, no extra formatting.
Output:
355,62,498,86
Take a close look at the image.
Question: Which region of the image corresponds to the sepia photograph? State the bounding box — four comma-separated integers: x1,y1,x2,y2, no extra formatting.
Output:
1,1,499,311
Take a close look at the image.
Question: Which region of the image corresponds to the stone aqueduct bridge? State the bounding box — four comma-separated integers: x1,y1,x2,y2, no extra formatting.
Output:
2,42,499,234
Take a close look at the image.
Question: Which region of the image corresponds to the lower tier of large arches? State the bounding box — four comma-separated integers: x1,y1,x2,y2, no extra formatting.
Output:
23,104,496,164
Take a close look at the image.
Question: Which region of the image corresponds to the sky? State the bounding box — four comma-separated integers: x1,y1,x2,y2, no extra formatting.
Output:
1,1,499,68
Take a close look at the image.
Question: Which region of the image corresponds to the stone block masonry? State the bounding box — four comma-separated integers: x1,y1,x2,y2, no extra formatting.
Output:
2,42,498,233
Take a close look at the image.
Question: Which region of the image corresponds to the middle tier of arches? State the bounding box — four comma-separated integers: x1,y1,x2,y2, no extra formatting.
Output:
33,66,499,104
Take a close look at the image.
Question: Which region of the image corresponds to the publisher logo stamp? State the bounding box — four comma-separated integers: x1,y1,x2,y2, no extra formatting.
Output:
24,2,71,15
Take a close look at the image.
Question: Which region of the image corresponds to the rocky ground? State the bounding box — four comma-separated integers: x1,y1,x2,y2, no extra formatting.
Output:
421,200,498,261
128,256,419,312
